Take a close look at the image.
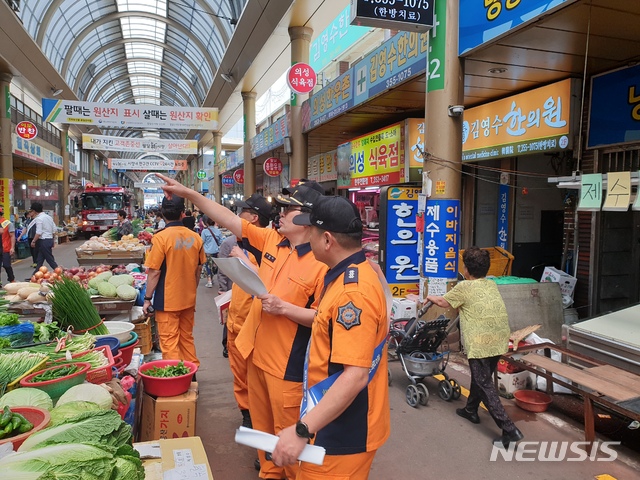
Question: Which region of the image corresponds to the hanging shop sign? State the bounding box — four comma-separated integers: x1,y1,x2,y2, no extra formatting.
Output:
405,118,425,182
0,179,11,219
305,70,353,131
27,186,59,201
307,154,320,182
16,121,38,140
69,162,78,177
310,5,369,73
263,158,283,177
462,79,576,162
82,134,198,154
423,199,460,285
337,122,405,189
250,116,289,158
287,63,317,95
222,175,234,187
12,134,63,169
352,31,428,107
233,169,245,185
319,150,338,182
350,0,434,32
459,0,572,55
42,99,218,130
196,170,207,180
497,183,509,249
107,159,188,171
380,185,421,298
588,64,640,149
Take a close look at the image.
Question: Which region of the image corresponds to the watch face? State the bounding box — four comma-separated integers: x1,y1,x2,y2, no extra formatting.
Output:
296,422,309,438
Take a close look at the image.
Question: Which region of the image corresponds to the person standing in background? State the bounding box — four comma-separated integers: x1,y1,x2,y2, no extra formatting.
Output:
115,209,133,240
30,202,58,274
143,195,206,366
19,209,38,268
223,192,272,429
182,209,196,230
200,216,223,288
0,206,16,286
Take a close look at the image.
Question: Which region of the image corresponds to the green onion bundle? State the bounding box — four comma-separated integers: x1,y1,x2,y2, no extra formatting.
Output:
50,277,108,335
0,351,49,395
8,333,96,362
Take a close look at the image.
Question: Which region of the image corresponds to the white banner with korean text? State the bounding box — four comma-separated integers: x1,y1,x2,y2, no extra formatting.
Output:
107,158,188,171
42,98,218,130
83,134,198,154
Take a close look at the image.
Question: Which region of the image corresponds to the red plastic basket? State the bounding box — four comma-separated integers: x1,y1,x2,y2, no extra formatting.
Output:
54,345,115,384
0,406,51,451
139,360,198,397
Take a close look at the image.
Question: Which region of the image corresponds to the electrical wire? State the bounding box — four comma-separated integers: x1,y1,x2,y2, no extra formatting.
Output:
172,0,238,24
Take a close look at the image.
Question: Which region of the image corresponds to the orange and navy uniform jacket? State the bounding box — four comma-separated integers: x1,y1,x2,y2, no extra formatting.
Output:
227,238,260,334
308,250,390,455
144,221,206,312
0,218,13,252
235,219,328,382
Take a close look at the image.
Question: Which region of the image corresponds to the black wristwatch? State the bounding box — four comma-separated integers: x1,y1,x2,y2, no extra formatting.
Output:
295,421,314,440
144,296,153,301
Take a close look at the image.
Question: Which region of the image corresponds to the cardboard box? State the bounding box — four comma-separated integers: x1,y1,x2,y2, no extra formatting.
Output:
139,382,198,442
497,371,535,397
391,298,417,320
540,266,577,297
135,436,214,480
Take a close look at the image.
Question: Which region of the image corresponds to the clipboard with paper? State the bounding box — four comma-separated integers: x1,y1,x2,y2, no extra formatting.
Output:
213,257,267,297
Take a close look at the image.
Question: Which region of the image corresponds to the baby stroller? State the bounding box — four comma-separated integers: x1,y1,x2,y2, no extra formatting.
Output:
388,302,461,407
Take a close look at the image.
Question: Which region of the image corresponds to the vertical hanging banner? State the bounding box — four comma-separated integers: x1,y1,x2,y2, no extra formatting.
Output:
423,199,460,280
497,183,509,249
0,179,12,218
380,185,422,298
427,0,446,92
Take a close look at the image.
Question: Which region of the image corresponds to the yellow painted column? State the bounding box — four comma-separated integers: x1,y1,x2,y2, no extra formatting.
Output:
61,125,70,221
213,131,223,203
242,91,256,196
0,73,13,180
288,26,313,183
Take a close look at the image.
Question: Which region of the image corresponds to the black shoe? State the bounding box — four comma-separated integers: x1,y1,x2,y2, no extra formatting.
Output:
493,427,524,448
456,408,480,424
241,409,253,429
222,348,228,358
254,458,260,471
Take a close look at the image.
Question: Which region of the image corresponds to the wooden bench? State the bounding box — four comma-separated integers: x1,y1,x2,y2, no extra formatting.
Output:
501,343,640,452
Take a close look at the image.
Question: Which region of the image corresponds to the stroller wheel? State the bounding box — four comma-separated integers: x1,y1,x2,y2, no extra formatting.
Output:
450,379,462,400
417,383,429,406
438,379,454,401
406,384,420,408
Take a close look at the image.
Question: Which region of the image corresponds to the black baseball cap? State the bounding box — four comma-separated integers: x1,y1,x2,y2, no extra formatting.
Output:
235,193,271,221
276,182,324,209
161,195,185,211
293,196,363,234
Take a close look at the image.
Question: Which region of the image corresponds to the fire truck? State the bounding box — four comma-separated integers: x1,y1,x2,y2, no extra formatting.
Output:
74,184,132,238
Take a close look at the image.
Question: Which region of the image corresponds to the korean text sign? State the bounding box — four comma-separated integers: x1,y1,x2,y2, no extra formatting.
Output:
423,199,460,279
42,99,218,130
381,185,421,297
337,122,405,189
82,134,197,154
462,79,574,161
497,184,509,248
107,159,188,171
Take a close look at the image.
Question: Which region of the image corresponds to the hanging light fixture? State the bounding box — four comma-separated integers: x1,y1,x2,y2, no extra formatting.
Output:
35,190,41,196
21,183,27,190
44,191,50,197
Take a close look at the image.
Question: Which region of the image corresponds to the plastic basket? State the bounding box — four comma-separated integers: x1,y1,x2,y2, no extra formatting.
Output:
19,362,91,401
6,357,49,392
133,318,152,355
74,345,115,384
458,246,514,277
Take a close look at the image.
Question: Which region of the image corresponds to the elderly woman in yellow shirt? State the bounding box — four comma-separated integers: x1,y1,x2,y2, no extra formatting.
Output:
427,246,523,448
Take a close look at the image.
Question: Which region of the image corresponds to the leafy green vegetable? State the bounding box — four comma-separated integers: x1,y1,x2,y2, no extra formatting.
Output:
33,322,62,343
50,277,108,335
0,387,53,411
143,360,191,377
56,383,113,410
49,401,103,426
0,313,19,327
19,410,132,452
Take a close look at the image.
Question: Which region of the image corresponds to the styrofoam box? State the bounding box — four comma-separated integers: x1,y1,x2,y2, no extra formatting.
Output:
497,371,535,396
540,266,577,297
391,298,417,320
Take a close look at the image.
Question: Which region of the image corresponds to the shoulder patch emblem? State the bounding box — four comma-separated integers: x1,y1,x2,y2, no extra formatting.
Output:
264,252,276,263
336,301,362,330
344,267,358,284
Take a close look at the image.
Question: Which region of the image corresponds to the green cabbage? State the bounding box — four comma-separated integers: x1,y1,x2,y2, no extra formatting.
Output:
0,387,53,411
49,400,103,426
56,383,113,409
109,274,135,287
97,281,118,298
116,284,138,301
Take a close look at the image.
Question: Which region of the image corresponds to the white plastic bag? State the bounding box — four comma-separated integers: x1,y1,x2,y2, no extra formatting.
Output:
526,332,573,394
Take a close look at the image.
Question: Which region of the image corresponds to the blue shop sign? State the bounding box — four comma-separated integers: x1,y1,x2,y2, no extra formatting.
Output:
459,0,572,55
423,199,460,279
588,64,640,148
306,70,354,131
497,184,509,249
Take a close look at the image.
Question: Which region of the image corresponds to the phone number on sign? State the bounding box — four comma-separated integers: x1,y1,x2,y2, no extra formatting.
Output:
385,67,413,89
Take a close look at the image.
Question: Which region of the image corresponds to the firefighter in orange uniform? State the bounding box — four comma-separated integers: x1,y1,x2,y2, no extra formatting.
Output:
272,196,390,480
156,175,328,480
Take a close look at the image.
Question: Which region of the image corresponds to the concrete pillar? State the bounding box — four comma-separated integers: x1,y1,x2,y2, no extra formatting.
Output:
99,158,104,185
288,26,313,183
61,125,70,221
0,73,13,180
242,91,257,196
213,131,223,204
88,153,94,183
423,0,463,315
